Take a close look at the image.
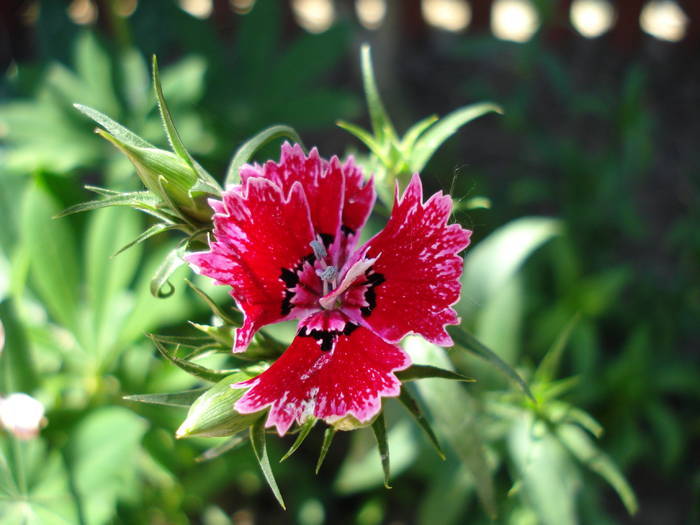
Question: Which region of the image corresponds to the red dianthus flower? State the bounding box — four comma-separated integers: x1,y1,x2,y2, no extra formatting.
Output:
187,143,471,435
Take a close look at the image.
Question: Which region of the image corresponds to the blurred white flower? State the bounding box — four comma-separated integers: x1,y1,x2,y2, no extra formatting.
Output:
0,393,46,440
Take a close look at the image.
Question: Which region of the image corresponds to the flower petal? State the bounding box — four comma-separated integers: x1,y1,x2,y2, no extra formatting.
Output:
240,143,375,244
234,311,410,436
186,177,317,352
354,174,472,346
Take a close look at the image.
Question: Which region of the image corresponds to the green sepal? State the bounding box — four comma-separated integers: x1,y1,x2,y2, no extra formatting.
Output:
149,334,237,383
176,371,262,438
448,325,534,401
74,103,155,149
315,426,337,474
370,411,391,489
123,388,208,408
250,418,286,509
225,124,304,186
398,387,445,460
396,364,475,383
197,432,249,462
280,418,317,462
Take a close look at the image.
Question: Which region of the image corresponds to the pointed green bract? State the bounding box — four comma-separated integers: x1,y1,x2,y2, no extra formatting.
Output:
197,432,249,462
315,427,337,474
371,412,391,489
123,388,209,408
250,418,286,509
534,314,581,384
360,45,396,143
448,325,534,401
185,279,242,326
73,103,154,149
396,364,475,383
400,114,439,152
225,125,304,186
410,102,502,172
398,387,445,460
556,424,638,515
152,55,197,172
113,223,176,257
176,372,261,438
280,418,317,462
149,335,236,383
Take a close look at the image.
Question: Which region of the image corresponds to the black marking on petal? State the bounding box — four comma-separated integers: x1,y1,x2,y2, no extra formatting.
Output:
320,233,334,247
298,322,359,352
341,225,355,236
361,271,385,317
279,253,316,316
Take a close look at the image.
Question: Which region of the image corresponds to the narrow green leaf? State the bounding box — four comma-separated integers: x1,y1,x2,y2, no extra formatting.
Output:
197,432,249,462
557,423,638,515
150,246,185,298
534,314,581,384
360,45,396,142
225,125,304,186
123,388,208,408
371,412,391,489
316,427,337,474
113,223,175,257
397,387,445,460
152,55,196,171
22,184,79,332
73,103,154,148
552,403,603,439
280,418,317,462
396,364,475,383
250,418,286,509
55,191,162,218
411,102,502,172
149,335,235,383
448,326,534,400
185,279,242,326
400,114,438,152
336,120,390,165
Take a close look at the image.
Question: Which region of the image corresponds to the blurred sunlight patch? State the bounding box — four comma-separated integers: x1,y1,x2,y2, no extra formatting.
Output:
571,0,615,38
356,0,387,30
179,0,213,19
293,0,335,33
492,0,539,42
422,0,471,32
640,0,688,42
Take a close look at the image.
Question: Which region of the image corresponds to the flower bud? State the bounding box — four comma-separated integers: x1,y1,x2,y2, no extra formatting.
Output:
0,393,46,440
97,129,213,223
176,372,262,438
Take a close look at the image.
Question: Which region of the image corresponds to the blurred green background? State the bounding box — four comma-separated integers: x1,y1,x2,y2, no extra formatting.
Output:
0,1,698,524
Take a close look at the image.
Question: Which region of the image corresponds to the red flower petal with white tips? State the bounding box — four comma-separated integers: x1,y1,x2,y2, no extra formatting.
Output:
234,312,410,436
187,177,316,352
240,143,375,243
354,174,472,346
190,144,471,435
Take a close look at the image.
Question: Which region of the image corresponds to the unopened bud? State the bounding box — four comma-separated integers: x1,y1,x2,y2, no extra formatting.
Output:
0,393,46,440
97,129,213,223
